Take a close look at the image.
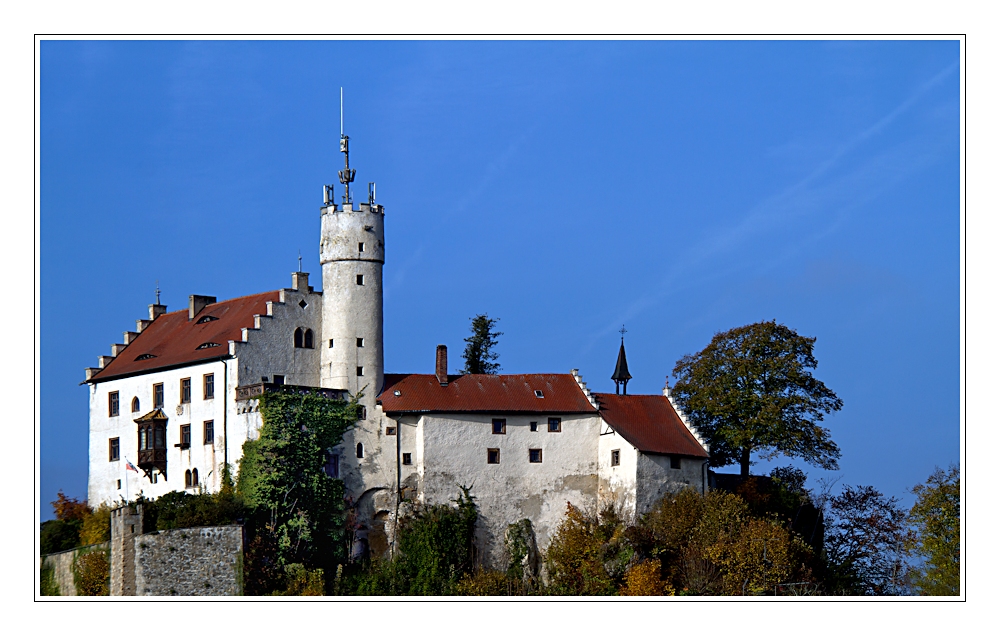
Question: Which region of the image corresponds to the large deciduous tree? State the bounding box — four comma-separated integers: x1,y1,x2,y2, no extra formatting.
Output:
907,465,960,596
461,313,502,374
671,320,842,477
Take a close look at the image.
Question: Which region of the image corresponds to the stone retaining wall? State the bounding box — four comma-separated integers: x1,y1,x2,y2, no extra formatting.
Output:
133,525,243,596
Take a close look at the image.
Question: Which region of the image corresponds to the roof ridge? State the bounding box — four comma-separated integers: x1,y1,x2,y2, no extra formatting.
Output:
155,289,281,317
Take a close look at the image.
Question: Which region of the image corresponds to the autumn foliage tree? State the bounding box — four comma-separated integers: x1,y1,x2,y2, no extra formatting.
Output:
671,320,842,477
907,465,960,595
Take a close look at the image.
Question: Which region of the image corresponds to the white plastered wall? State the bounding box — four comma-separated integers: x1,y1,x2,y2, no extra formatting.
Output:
597,425,639,522
409,412,602,567
88,359,230,506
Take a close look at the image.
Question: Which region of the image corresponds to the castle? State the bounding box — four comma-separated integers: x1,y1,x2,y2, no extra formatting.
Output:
84,129,710,566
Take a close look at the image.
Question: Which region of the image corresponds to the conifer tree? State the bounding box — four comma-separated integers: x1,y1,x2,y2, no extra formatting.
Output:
461,314,502,374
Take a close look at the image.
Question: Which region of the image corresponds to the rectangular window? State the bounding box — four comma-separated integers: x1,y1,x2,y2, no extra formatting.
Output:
548,417,562,433
329,339,334,348
487,448,500,464
492,418,506,434
386,426,396,436
109,437,120,462
180,378,191,404
357,337,364,347
356,274,364,285
204,420,214,444
402,453,412,465
357,366,364,377
153,383,164,409
108,391,119,417
358,242,365,252
611,449,620,467
529,449,543,463
273,375,285,385
117,479,121,490
324,453,340,478
358,405,367,420
180,424,191,449
529,421,538,432
203,373,214,399
670,456,681,470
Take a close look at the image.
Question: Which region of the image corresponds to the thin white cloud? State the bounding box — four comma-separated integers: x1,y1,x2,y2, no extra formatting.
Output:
580,62,958,353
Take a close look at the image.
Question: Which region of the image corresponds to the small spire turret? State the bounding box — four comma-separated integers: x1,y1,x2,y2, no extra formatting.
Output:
611,325,632,395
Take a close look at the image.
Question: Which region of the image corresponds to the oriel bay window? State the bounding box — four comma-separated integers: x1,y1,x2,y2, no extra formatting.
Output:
135,409,168,480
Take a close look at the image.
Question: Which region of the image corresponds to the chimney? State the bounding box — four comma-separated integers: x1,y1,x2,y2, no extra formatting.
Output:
291,271,310,291
149,304,166,320
435,345,448,386
189,295,217,320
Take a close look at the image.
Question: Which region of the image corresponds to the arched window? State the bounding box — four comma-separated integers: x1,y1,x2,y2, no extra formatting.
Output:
131,397,140,413
304,329,314,349
192,468,199,487
294,328,304,348
185,470,192,488
356,442,364,459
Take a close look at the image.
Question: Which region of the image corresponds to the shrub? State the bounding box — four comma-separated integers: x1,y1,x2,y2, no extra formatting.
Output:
74,549,110,596
619,560,674,596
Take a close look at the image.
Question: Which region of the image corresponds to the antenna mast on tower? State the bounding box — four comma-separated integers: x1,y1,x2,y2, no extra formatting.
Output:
338,87,356,204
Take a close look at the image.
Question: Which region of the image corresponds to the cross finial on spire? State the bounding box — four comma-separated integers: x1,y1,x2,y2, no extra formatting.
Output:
619,324,627,339
155,280,160,305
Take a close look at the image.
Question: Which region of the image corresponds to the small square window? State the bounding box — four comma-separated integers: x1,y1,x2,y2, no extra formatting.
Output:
273,375,285,385
180,378,191,404
357,337,364,347
402,453,412,465
611,449,620,467
487,448,500,464
529,449,542,463
356,274,364,285
108,391,120,417
109,437,120,462
386,426,396,436
670,456,681,470
529,421,538,432
153,383,164,409
203,373,214,399
180,424,191,449
358,242,365,252
357,366,364,376
548,417,562,433
204,420,214,444
534,390,544,398
492,419,506,434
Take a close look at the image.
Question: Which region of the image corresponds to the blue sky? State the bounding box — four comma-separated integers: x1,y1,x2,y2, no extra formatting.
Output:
39,40,960,519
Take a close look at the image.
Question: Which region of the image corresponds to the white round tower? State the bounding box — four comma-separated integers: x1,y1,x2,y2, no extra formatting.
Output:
319,196,385,401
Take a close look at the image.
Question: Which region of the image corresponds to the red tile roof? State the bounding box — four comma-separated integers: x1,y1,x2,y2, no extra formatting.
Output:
594,393,708,458
378,373,598,414
88,291,281,383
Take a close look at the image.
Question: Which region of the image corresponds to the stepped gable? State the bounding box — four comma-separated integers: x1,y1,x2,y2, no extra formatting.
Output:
88,291,281,382
593,393,709,458
379,373,598,414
